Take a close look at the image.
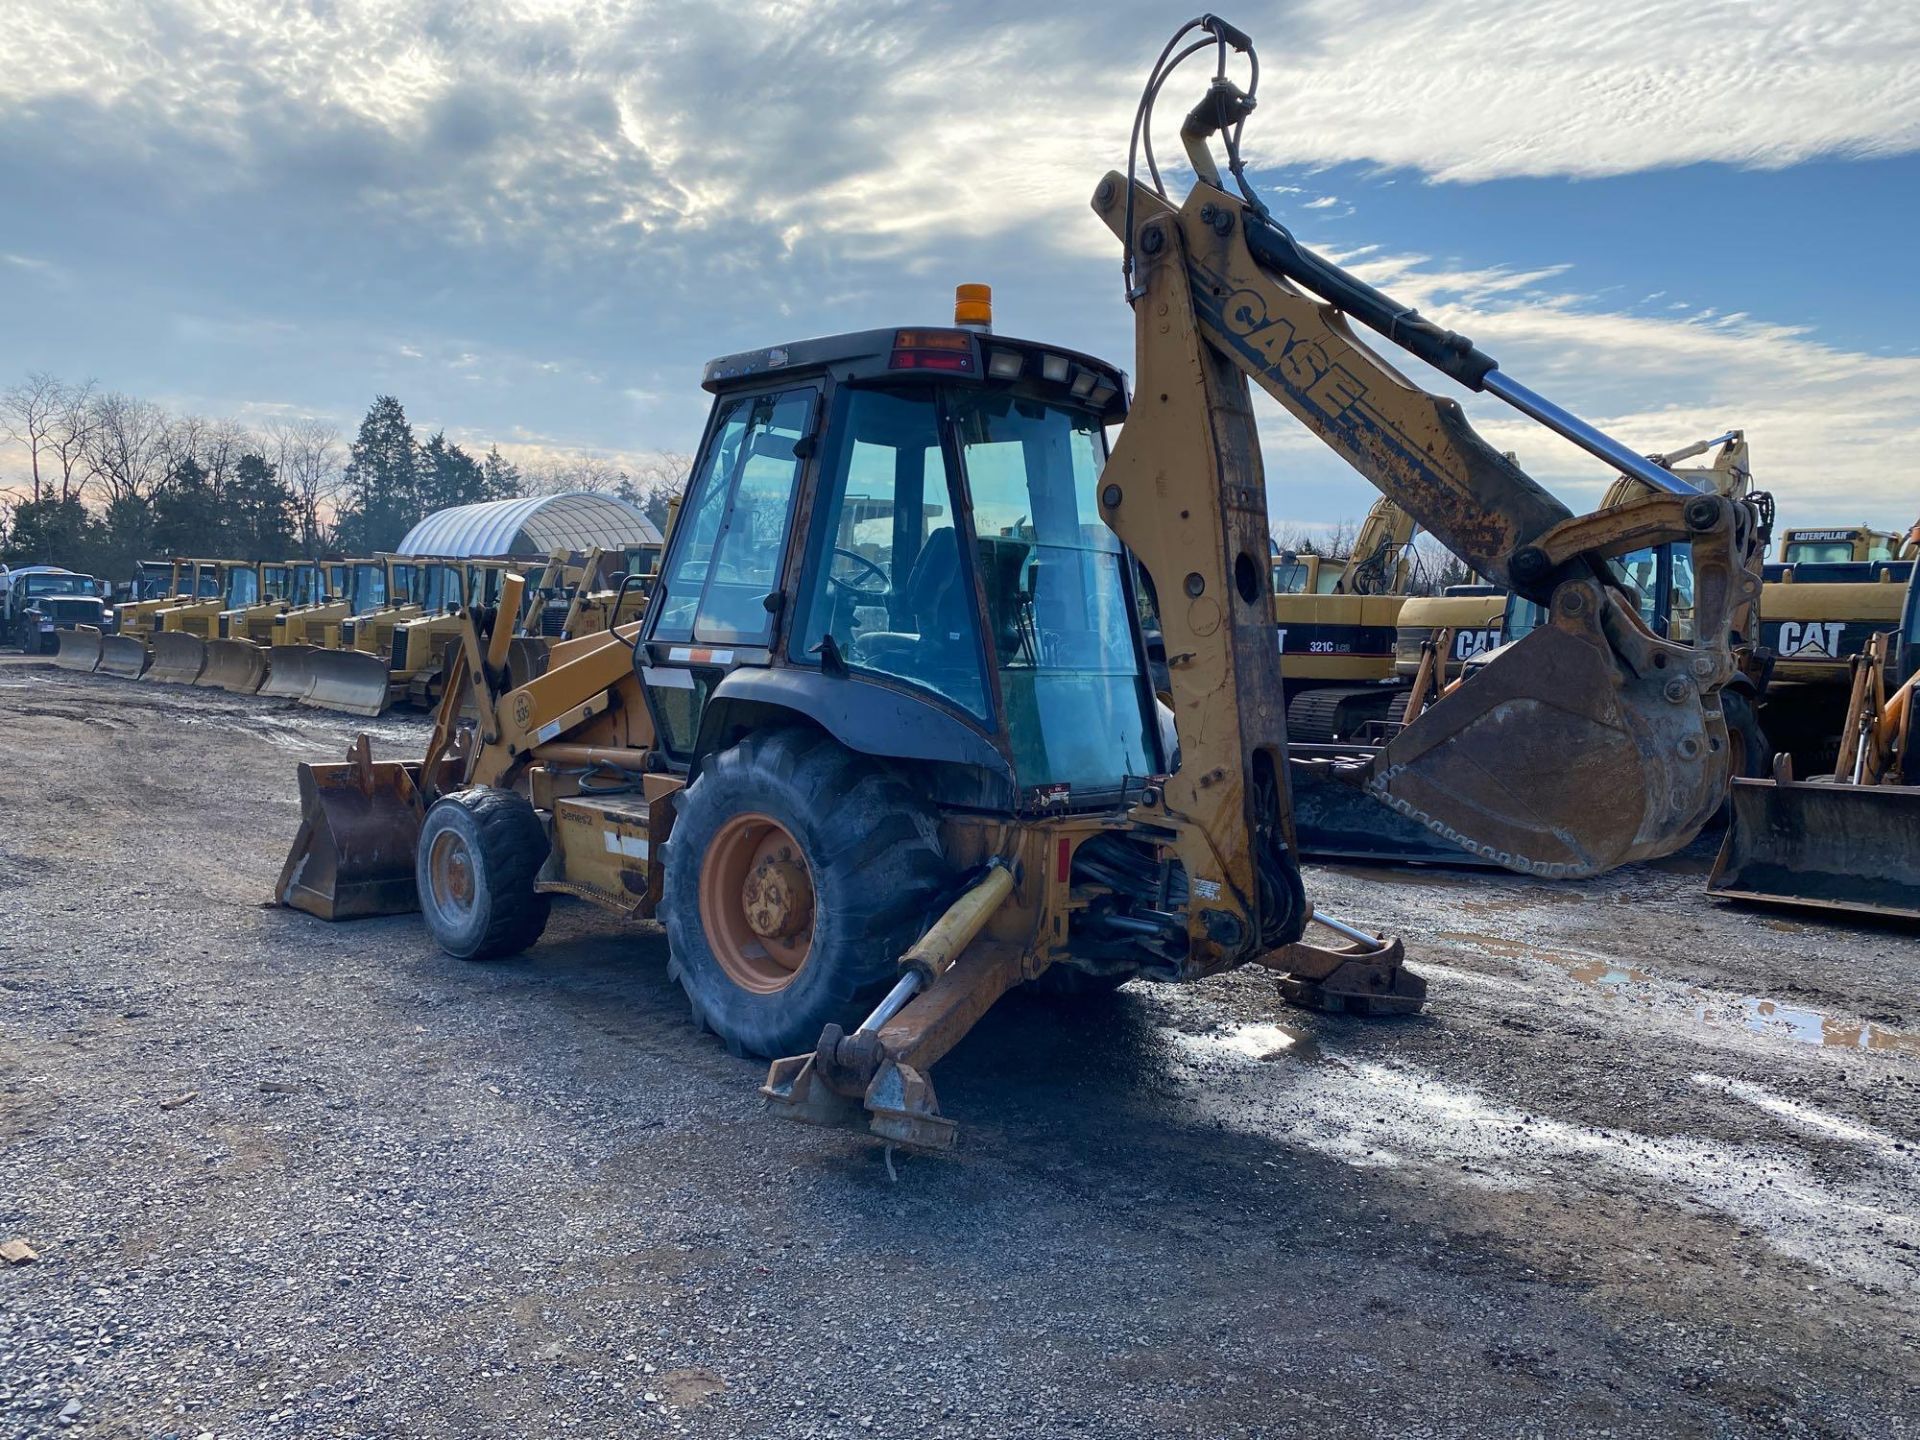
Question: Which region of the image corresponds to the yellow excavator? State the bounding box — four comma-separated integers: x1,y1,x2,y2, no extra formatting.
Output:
275,17,1766,1149
1271,496,1425,740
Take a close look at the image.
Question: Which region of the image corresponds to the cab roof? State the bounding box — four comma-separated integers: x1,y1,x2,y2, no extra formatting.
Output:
701,326,1129,425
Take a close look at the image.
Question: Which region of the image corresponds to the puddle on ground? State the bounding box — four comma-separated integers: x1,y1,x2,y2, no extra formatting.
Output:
1726,998,1920,1056
1435,930,1917,1056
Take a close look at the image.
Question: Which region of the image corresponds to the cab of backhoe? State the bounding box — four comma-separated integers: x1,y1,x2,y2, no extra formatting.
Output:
636,319,1153,813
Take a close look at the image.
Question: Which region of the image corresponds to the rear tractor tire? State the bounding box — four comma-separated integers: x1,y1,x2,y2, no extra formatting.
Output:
660,728,948,1059
416,787,552,961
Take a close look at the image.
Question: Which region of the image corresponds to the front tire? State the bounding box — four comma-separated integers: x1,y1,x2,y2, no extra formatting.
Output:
660,728,947,1059
416,788,551,961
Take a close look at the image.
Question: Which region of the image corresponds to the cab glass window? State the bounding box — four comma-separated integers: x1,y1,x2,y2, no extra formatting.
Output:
654,388,815,646
955,390,1155,793
227,568,260,608
791,388,987,716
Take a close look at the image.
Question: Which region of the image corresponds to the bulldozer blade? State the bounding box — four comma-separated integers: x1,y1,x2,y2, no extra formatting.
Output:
1289,746,1500,867
145,631,208,685
276,750,426,919
1359,586,1724,878
1707,778,1920,920
260,644,320,701
197,638,269,694
301,649,395,716
96,633,151,679
53,626,103,673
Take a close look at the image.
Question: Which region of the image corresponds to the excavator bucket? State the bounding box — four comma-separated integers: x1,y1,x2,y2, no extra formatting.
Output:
1290,746,1500,867
261,644,320,701
1707,778,1920,920
1358,586,1723,878
302,648,395,716
276,738,429,919
197,638,270,694
96,633,151,679
53,626,103,673
145,631,208,685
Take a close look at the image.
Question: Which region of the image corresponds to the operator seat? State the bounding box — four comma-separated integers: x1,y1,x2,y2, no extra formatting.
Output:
855,527,972,665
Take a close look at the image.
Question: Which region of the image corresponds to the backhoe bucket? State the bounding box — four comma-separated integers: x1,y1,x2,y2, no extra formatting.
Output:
1358,585,1724,878
198,638,269,694
1707,778,1920,920
54,626,103,673
507,636,551,690
145,631,208,685
302,649,395,716
276,743,429,919
96,633,150,679
261,644,320,701
1290,746,1500,867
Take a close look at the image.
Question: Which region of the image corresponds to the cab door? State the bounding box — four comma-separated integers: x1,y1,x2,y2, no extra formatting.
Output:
640,384,820,759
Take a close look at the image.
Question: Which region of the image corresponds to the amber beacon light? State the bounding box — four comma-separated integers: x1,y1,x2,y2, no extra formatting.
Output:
954,283,993,331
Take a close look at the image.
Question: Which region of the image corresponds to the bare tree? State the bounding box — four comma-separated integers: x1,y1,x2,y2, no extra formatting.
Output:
523,453,632,496
85,392,173,504
1,371,64,503
48,379,99,503
266,417,344,554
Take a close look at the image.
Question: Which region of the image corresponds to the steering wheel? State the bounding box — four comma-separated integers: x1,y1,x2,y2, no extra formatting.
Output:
828,547,889,600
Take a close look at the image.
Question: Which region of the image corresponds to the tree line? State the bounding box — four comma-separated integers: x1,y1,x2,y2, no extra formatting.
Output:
0,374,683,581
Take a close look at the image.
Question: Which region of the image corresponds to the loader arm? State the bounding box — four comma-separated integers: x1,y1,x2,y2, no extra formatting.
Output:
1090,23,1764,877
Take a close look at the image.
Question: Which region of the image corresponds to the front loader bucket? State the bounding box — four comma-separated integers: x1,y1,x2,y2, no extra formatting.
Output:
1359,587,1724,878
197,638,269,694
145,631,208,685
54,626,103,673
1707,778,1920,920
260,644,320,701
96,633,151,679
276,745,427,919
302,649,395,716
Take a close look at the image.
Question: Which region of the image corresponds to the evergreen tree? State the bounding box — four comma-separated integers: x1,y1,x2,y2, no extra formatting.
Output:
98,495,155,583
228,451,297,557
481,445,522,501
337,396,421,552
0,495,93,566
151,456,223,556
419,431,489,513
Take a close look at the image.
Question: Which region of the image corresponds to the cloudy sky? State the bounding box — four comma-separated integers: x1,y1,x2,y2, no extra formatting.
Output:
3,0,1917,533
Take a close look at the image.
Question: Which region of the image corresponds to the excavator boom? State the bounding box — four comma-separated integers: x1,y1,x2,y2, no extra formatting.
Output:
1094,19,1764,875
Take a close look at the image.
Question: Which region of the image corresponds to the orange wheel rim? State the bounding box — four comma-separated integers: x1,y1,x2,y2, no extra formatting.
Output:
428,830,476,916
699,812,815,994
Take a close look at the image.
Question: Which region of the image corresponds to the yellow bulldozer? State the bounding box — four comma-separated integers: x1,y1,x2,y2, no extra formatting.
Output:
197,560,337,694
93,559,197,677
143,560,268,685
260,557,405,705
275,17,1766,1149
1710,560,1920,918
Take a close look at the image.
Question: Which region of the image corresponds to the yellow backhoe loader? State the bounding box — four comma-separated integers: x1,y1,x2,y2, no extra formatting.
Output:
144,561,265,685
276,17,1766,1150
1710,560,1920,918
95,559,194,678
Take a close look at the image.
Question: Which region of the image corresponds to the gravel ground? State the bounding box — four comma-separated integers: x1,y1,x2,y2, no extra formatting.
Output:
2,658,1917,1438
